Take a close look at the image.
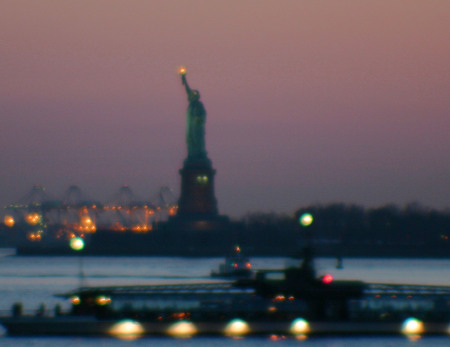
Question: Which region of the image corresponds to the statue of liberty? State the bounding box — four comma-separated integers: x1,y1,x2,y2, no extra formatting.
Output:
179,68,207,159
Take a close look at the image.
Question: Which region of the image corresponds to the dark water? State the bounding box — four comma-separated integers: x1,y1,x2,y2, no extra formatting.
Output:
0,250,448,346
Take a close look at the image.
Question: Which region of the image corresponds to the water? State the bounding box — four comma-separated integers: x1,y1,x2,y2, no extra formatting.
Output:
0,250,448,346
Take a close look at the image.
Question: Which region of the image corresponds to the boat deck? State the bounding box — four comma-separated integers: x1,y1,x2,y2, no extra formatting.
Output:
365,283,450,296
62,282,255,297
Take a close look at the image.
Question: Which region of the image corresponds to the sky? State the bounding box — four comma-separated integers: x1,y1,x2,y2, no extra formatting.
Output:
1,1,449,218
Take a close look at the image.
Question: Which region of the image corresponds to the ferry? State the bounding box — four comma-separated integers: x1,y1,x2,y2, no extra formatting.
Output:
210,245,253,279
0,248,449,338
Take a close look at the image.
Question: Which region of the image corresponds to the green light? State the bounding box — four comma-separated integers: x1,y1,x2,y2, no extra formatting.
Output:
299,213,313,227
70,237,85,251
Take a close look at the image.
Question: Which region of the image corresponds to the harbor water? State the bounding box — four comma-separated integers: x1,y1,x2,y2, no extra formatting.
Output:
0,249,449,346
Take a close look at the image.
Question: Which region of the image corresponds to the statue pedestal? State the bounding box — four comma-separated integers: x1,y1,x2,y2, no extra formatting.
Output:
160,156,237,256
177,157,218,217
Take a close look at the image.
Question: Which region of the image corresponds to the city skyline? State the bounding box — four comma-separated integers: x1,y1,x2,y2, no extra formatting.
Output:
1,1,449,218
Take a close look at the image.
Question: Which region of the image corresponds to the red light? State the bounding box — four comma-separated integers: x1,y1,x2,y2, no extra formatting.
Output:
322,274,333,284
246,262,251,268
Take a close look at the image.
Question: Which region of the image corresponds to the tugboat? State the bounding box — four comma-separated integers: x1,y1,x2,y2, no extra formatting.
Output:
211,245,253,279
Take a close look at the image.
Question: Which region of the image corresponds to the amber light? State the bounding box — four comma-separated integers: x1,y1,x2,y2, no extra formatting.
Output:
70,296,81,305
4,216,15,227
96,296,111,306
25,213,41,225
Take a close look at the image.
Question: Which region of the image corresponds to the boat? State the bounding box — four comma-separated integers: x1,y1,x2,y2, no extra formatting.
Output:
1,246,449,338
211,245,253,279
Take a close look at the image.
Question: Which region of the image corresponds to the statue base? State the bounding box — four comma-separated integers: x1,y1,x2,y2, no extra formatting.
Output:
177,156,218,217
160,214,236,256
159,155,237,255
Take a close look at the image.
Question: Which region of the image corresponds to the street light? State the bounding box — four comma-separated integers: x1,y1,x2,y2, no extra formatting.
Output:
299,213,313,227
69,237,84,251
70,237,86,287
298,212,315,279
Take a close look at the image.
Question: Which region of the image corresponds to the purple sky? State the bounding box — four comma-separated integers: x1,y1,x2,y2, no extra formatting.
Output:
1,1,449,218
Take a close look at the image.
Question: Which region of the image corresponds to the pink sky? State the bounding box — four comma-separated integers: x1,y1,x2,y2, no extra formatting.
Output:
1,1,449,217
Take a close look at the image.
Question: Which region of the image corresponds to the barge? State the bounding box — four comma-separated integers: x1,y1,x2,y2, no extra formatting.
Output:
1,250,449,338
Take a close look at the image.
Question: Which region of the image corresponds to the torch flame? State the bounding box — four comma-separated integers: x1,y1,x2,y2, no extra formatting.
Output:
178,66,187,75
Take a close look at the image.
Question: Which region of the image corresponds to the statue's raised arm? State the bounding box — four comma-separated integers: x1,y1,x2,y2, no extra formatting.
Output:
181,74,192,96
179,67,192,97
178,68,207,160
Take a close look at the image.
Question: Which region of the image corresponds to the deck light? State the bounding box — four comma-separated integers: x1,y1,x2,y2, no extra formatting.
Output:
290,318,310,336
273,295,285,302
96,296,111,306
166,321,197,338
109,319,145,340
70,296,80,305
401,317,424,336
224,319,250,337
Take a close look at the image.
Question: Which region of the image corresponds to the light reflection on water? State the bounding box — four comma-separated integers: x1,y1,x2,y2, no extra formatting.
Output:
0,336,449,347
0,253,448,346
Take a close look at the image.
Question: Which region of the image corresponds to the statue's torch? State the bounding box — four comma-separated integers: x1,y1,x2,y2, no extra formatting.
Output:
178,66,187,85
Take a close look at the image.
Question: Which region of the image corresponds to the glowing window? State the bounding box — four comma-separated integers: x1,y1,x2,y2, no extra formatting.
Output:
196,175,208,184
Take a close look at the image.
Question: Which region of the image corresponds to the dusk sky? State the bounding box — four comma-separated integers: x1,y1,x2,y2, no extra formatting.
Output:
1,1,449,218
